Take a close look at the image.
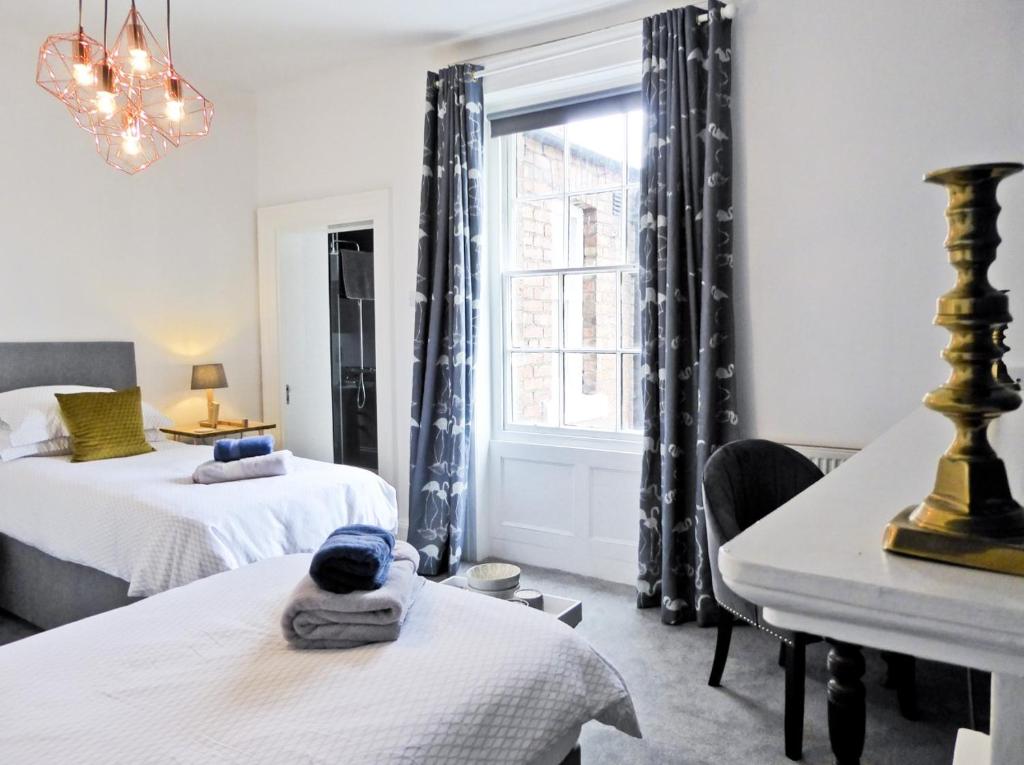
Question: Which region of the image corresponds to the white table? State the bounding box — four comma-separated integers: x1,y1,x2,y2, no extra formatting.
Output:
719,407,1024,765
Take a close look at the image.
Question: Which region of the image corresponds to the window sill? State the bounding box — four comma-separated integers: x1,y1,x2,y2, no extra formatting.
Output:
490,427,643,455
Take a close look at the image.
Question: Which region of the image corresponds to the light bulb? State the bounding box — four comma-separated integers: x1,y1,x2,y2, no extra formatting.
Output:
122,134,141,156
165,98,184,122
127,14,150,73
96,90,117,117
164,75,185,122
95,62,118,117
129,47,150,72
121,122,142,156
72,62,95,86
71,36,94,86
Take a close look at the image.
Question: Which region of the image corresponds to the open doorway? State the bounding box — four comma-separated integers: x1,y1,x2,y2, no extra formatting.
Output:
329,227,378,470
257,190,395,491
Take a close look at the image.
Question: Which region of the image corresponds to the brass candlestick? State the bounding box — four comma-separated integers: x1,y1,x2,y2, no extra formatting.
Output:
884,162,1024,575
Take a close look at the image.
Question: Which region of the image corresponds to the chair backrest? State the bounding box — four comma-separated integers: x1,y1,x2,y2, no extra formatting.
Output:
702,439,824,622
703,439,824,545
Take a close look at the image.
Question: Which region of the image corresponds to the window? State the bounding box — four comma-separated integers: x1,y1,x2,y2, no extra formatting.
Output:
499,105,643,436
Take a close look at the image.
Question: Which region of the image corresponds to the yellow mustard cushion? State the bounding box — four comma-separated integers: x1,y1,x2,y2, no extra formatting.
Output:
55,387,155,462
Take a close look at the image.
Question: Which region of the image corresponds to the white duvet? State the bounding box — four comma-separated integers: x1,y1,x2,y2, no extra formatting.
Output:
0,441,398,596
0,555,640,764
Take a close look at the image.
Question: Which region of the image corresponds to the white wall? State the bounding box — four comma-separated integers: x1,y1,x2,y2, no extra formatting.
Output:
255,0,691,539
734,0,1024,448
255,0,1022,544
257,49,440,525
1,24,261,423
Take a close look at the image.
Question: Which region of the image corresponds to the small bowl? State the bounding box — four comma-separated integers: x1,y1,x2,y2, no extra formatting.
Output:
480,585,520,601
514,589,544,610
466,562,521,592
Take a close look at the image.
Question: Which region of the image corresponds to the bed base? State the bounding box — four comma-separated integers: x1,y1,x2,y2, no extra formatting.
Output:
0,534,138,630
558,743,582,764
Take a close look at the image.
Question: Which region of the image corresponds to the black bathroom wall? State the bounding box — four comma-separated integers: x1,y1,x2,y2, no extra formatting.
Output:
328,229,378,470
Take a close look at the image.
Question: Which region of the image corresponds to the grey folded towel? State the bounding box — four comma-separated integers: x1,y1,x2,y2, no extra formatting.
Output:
193,450,293,484
281,541,424,649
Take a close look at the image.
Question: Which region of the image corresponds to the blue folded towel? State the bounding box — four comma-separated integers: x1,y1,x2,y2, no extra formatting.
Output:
309,525,396,594
214,435,274,463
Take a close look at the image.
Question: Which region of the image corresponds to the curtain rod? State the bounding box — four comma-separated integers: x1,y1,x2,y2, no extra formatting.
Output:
452,1,736,82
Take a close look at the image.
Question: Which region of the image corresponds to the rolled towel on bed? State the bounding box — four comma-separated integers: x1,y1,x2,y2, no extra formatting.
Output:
193,450,293,484
214,435,274,463
310,524,396,593
282,541,423,649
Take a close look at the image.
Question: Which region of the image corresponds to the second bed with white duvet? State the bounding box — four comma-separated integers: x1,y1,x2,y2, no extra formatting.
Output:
0,440,398,596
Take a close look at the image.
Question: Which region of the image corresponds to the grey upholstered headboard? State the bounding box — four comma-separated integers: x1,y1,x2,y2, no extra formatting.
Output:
0,342,137,393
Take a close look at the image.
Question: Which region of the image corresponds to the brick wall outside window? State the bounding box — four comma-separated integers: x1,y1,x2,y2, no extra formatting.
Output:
505,114,642,432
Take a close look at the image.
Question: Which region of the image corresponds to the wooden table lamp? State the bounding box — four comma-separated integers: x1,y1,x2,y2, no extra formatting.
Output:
191,363,228,427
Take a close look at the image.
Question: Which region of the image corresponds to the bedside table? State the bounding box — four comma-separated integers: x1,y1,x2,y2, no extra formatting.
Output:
160,421,277,444
441,576,583,628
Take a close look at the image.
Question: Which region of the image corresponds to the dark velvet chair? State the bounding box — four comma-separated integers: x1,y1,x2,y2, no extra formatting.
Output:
703,439,920,760
703,439,824,760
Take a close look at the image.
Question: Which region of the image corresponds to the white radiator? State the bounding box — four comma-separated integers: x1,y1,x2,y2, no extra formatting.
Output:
786,444,859,475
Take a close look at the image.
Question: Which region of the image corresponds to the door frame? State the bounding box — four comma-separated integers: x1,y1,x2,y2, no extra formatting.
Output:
256,190,396,490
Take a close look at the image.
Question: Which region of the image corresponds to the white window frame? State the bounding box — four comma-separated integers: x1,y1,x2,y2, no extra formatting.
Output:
492,110,642,448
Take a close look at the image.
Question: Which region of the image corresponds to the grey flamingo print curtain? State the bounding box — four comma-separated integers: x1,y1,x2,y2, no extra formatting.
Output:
408,64,484,576
636,3,737,626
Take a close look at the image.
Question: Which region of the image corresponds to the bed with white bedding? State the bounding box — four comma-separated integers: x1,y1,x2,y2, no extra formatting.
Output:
0,554,640,764
0,440,397,596
0,341,398,629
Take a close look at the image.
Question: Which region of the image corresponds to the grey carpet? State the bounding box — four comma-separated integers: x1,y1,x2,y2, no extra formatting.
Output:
512,562,979,765
1,564,982,764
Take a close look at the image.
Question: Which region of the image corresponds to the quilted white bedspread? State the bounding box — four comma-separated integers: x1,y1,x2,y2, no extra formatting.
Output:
0,555,640,764
0,441,397,596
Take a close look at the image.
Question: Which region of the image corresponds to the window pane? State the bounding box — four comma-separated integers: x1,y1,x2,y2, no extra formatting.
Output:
627,109,643,184
514,198,564,269
626,186,640,265
621,353,642,432
564,272,616,350
567,191,623,267
567,113,625,192
564,353,616,429
621,271,640,349
510,353,558,426
509,275,557,349
517,127,565,196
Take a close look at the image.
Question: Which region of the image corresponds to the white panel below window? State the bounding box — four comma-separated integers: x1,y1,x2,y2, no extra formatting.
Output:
588,467,640,545
498,456,575,536
485,440,640,585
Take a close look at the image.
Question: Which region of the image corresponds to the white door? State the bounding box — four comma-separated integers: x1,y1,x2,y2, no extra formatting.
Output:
277,229,334,462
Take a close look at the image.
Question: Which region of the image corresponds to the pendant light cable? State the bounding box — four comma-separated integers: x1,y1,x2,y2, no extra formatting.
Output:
78,0,83,33
102,0,108,52
166,0,173,67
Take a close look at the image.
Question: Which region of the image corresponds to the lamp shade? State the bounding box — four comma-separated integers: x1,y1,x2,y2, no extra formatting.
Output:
191,363,227,390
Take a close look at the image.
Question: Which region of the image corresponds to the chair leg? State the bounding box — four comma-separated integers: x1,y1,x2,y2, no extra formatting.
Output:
966,668,990,733
708,614,734,687
896,655,917,720
967,668,977,731
784,640,806,761
881,651,918,720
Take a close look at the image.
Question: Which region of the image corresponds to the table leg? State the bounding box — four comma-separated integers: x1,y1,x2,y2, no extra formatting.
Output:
827,640,865,765
990,673,1024,764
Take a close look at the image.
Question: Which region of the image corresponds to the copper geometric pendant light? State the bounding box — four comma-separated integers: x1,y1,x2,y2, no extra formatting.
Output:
36,0,106,117
130,0,213,146
37,0,213,175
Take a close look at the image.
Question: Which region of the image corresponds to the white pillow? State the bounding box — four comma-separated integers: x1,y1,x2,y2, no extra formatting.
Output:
0,385,172,447
0,427,166,463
